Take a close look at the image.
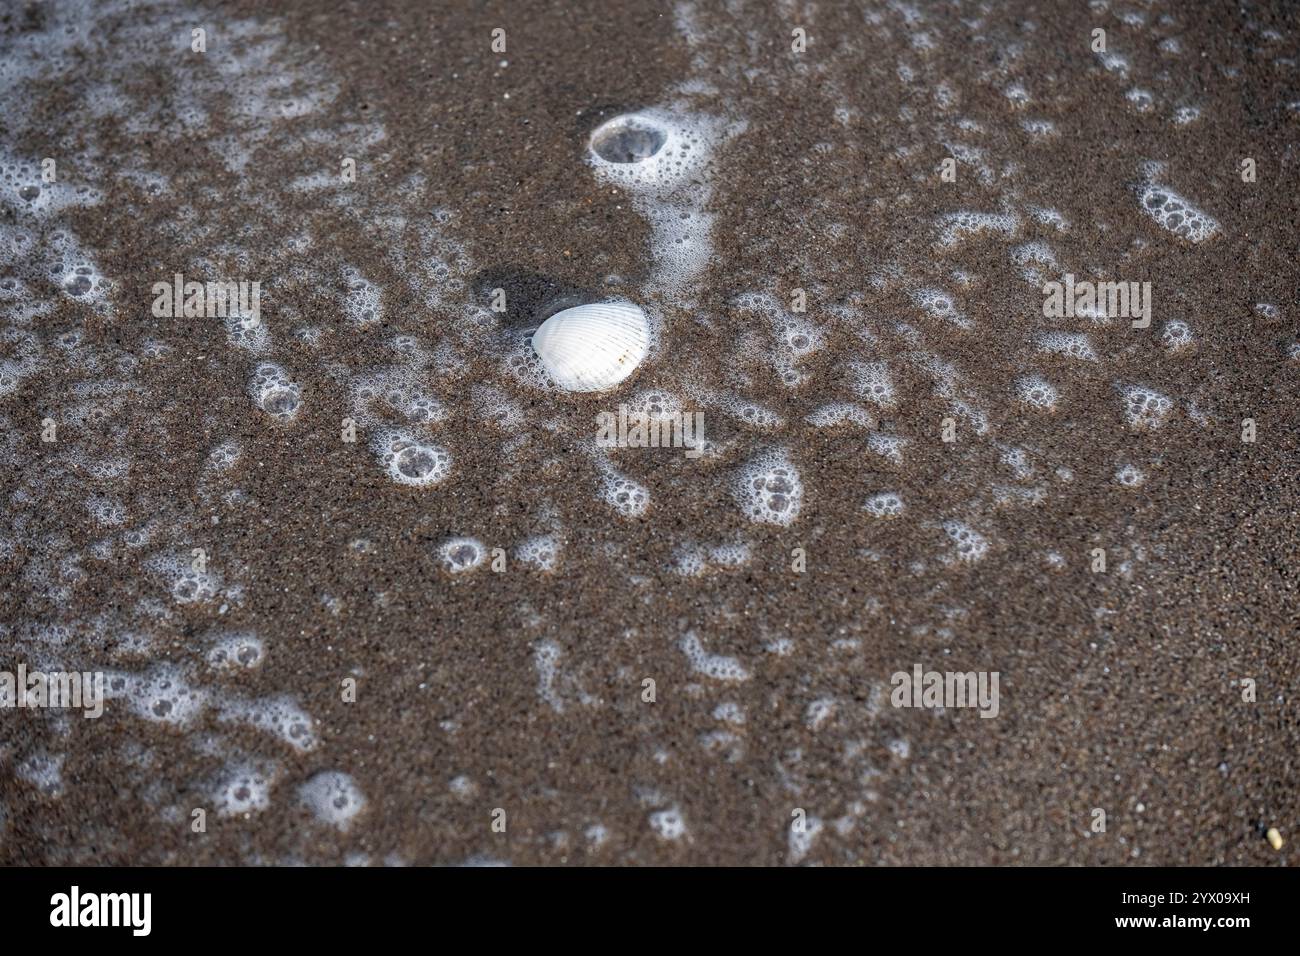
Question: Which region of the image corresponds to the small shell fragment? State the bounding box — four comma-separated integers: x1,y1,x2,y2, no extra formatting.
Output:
531,301,651,393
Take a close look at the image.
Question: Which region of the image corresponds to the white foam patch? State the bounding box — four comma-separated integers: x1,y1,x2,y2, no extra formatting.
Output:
16,751,65,797
299,771,366,830
942,520,990,563
806,402,875,429
1125,88,1155,112
373,430,453,487
648,807,688,841
340,265,382,326
913,286,970,328
514,534,560,572
206,632,265,672
595,456,650,518
1115,463,1146,487
712,392,784,429
142,553,222,605
535,640,566,713
1015,374,1059,410
212,761,277,817
249,363,301,420
105,665,208,727
848,361,896,405
1038,331,1098,361
1136,182,1220,243
437,536,486,573
733,449,803,525
863,492,905,518
1161,319,1194,352
935,209,1019,249
586,107,744,305
218,695,319,752
868,433,909,464
679,631,750,682
1120,384,1173,430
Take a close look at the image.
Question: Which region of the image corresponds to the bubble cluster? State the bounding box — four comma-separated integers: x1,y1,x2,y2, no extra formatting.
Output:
1115,464,1146,488
863,492,905,518
805,402,875,429
299,771,366,831
1038,332,1098,361
212,762,276,817
1136,183,1220,243
1160,320,1194,353
437,536,486,573
849,361,896,405
586,107,743,305
867,433,909,464
942,520,989,563
249,363,302,420
206,632,265,672
680,631,750,681
106,665,208,727
733,449,803,526
596,460,650,518
1015,374,1059,410
376,432,453,487
1120,385,1173,430
648,807,688,841
935,209,1019,249
913,287,970,328
514,535,560,572
219,696,319,752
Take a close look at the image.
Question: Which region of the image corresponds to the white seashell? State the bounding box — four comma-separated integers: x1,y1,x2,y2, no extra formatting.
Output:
531,301,650,392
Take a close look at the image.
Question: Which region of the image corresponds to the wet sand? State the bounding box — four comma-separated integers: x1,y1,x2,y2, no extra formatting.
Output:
0,0,1297,864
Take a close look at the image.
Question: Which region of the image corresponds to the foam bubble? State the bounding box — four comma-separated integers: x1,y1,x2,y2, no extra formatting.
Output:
1115,464,1146,487
679,631,750,681
515,534,560,572
648,807,688,841
375,431,453,487
595,458,650,518
1038,331,1098,361
733,449,803,526
868,433,909,464
935,209,1019,249
1015,374,1059,410
1120,384,1173,430
1136,183,1220,243
249,363,301,420
863,492,905,518
942,520,989,563
806,402,875,428
212,762,276,817
206,632,265,672
219,695,319,751
299,771,366,831
1160,319,1194,352
913,286,970,328
105,665,208,727
849,361,896,405
437,536,486,573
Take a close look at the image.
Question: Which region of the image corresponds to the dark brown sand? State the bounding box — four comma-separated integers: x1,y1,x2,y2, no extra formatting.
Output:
0,0,1297,864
